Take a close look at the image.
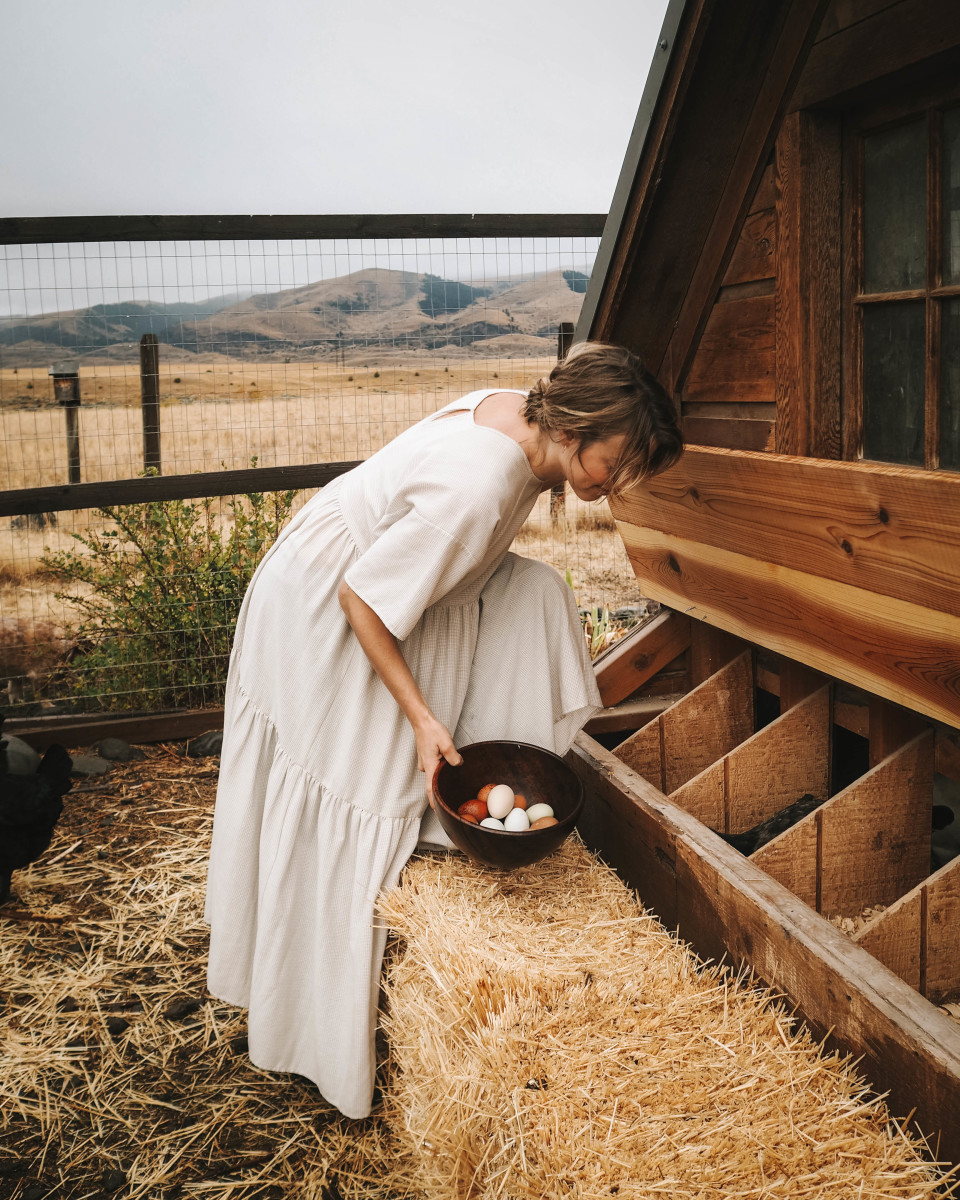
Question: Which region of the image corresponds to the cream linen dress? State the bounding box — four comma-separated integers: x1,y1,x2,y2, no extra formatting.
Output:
204,390,601,1118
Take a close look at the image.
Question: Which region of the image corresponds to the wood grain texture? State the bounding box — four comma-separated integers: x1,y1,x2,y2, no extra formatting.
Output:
593,610,691,708
570,732,960,1165
820,732,934,916
670,759,727,831
683,294,775,403
868,697,928,767
682,416,775,452
613,720,664,791
614,523,960,728
612,446,960,621
750,807,819,907
688,624,748,688
856,889,923,991
791,0,960,111
663,651,755,794
726,686,832,833
749,163,776,214
722,208,776,287
774,110,843,458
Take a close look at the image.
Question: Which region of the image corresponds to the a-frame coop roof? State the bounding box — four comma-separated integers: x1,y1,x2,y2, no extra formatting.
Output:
570,0,960,1167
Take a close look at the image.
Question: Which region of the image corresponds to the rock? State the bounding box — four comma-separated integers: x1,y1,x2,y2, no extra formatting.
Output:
70,754,112,777
185,730,222,758
2,735,41,775
96,737,145,762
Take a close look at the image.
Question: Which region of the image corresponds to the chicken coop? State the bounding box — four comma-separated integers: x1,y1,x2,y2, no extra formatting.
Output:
570,0,960,1166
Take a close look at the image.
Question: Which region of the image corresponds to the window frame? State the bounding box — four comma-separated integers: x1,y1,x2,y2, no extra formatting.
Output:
841,79,960,470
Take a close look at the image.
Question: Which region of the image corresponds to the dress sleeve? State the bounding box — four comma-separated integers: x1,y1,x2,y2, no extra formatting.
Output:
342,454,504,641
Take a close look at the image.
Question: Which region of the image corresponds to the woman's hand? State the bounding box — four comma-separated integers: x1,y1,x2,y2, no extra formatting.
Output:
413,715,463,808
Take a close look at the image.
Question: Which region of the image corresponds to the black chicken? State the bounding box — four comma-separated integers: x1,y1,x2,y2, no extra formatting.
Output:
0,719,74,904
715,792,824,856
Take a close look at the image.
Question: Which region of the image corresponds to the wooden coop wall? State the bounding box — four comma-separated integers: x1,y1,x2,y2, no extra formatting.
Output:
573,640,960,1161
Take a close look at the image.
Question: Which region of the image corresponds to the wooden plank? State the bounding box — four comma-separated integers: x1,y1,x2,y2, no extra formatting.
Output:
779,660,827,710
791,0,960,111
722,208,776,286
0,460,359,518
774,110,843,458
868,696,928,767
750,806,819,907
748,162,776,214
6,707,226,752
670,759,726,829
611,446,960,622
683,294,775,403
591,0,830,380
815,0,903,42
689,623,748,687
614,523,960,729
923,862,960,1002
682,416,774,452
570,732,960,1164
583,695,681,736
856,888,924,991
820,731,934,916
725,686,831,833
616,651,755,795
939,730,960,781
683,401,777,421
0,213,607,246
593,610,692,707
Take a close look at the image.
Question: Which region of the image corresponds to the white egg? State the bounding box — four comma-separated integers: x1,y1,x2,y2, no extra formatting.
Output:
525,802,555,825
486,784,515,820
480,816,505,830
503,807,530,832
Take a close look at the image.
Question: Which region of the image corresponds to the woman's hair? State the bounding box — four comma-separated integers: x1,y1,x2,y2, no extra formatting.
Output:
523,341,683,498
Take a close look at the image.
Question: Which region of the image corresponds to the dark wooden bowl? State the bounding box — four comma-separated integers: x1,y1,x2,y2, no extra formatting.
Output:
432,740,583,869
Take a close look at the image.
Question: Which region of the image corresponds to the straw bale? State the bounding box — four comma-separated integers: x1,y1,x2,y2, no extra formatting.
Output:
378,840,954,1200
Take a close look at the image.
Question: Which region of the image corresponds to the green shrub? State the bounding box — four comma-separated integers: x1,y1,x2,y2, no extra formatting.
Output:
42,481,297,711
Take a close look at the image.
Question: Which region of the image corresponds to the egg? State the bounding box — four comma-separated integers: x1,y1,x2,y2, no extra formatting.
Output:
486,784,515,820
513,793,528,810
458,798,488,822
525,802,555,825
480,816,505,830
478,783,495,803
460,813,480,825
530,815,559,830
503,807,530,832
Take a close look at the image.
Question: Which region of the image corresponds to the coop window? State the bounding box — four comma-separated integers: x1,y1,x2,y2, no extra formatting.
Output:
852,102,960,470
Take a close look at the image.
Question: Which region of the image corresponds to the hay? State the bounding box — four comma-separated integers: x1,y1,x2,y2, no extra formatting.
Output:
0,747,417,1199
378,841,955,1199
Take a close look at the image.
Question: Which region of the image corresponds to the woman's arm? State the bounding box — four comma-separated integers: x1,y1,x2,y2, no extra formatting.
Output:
338,579,462,805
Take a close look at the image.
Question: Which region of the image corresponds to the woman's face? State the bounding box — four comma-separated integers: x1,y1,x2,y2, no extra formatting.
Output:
561,433,628,501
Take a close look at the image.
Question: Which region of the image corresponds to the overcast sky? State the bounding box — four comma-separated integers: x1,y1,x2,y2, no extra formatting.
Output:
1,0,669,216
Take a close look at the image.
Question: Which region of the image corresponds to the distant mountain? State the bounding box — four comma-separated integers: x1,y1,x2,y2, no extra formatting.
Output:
0,271,587,366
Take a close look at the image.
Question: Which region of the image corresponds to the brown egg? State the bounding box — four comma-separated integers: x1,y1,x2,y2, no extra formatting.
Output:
513,793,528,810
458,798,488,822
477,783,496,804
459,813,480,825
529,815,559,830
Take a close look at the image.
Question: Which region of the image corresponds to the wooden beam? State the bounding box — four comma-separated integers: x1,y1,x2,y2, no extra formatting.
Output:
593,610,692,707
683,294,775,403
611,446,960,621
570,732,960,1164
868,696,929,768
5,707,226,752
774,110,842,458
583,695,682,736
688,622,749,687
615,523,960,728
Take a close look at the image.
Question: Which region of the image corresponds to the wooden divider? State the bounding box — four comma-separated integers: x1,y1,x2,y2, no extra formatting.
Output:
857,848,960,1003
613,651,754,794
670,684,831,835
593,610,691,707
752,730,935,917
570,732,960,1165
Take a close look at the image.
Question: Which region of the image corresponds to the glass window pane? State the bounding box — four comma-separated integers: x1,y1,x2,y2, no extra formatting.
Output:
863,302,925,465
942,298,960,469
863,120,927,292
944,108,960,286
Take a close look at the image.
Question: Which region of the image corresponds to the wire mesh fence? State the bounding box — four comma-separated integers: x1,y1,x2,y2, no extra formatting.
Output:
0,220,656,720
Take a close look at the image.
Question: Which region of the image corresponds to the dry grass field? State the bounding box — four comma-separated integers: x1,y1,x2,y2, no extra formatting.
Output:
0,359,648,710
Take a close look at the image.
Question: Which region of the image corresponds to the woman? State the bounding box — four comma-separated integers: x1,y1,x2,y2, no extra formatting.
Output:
204,342,683,1118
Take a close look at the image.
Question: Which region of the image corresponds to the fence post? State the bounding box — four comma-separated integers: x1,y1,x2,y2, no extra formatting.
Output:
50,362,82,484
550,322,575,524
140,333,161,474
